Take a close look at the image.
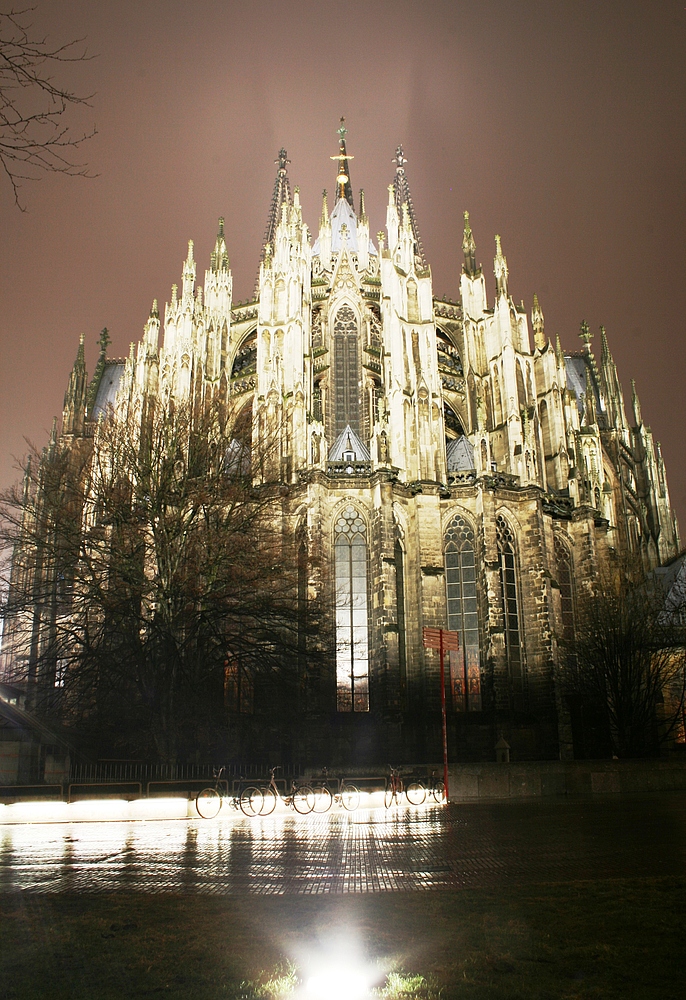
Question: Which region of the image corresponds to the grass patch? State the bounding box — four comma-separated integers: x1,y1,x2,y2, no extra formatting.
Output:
2,877,685,999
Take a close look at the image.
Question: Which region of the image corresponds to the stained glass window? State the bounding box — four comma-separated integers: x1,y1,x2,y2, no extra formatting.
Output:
335,505,369,712
444,514,482,711
333,306,360,438
496,513,526,711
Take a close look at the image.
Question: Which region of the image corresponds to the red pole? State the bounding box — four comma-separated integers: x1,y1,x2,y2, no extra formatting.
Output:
439,632,449,804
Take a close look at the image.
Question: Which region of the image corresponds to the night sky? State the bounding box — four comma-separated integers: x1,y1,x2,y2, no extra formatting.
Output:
1,1,684,535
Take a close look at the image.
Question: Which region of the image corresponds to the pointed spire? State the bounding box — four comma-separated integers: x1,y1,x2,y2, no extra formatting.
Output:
320,189,329,227
462,210,477,276
257,149,293,285
359,188,367,223
391,145,426,268
494,234,508,298
331,117,354,207
531,293,545,350
631,378,642,426
600,324,610,362
63,333,88,435
555,332,564,366
210,217,229,273
150,299,158,318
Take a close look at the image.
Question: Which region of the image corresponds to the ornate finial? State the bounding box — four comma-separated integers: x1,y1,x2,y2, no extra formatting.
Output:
337,117,348,142
186,239,194,262
377,231,386,253
171,283,178,303
99,327,111,353
600,325,610,361
532,293,545,349
579,320,592,347
359,188,366,220
218,216,225,236
393,145,407,171
264,242,272,267
275,148,290,172
555,333,564,363
150,299,158,318
494,235,508,297
462,210,477,274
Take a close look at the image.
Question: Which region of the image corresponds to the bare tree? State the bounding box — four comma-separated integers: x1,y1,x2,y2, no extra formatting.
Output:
562,562,686,758
0,399,330,762
0,5,96,208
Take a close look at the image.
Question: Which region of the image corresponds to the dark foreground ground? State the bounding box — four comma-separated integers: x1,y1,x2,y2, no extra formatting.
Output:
2,794,686,999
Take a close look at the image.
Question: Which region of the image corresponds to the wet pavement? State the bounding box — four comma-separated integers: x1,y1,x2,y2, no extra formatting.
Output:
2,794,685,894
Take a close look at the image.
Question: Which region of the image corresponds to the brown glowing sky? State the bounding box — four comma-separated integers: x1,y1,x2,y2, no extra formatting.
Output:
1,1,685,534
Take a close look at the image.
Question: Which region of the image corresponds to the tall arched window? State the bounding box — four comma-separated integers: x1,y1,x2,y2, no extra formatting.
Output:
554,537,575,644
444,514,482,711
539,399,552,458
333,305,361,439
516,362,527,410
335,505,369,712
496,513,526,711
395,539,407,703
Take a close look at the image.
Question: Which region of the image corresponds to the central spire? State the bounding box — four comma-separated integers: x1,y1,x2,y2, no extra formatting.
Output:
330,116,354,208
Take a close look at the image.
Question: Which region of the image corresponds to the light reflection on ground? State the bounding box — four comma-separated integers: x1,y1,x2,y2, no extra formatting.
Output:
2,796,684,894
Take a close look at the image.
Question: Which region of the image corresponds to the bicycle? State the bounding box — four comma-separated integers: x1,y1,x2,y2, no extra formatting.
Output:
310,768,361,813
384,765,426,808
257,766,315,816
195,767,264,819
427,768,446,804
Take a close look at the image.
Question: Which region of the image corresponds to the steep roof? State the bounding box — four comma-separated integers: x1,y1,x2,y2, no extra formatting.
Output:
328,424,371,461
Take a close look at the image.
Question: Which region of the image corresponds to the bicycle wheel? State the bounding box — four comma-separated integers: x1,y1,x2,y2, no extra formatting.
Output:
340,781,360,812
258,786,278,816
292,784,315,814
405,780,426,806
196,787,221,819
312,785,333,813
431,780,446,803
239,786,263,817
384,785,396,809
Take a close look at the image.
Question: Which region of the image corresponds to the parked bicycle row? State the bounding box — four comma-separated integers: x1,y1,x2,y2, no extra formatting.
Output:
195,765,446,819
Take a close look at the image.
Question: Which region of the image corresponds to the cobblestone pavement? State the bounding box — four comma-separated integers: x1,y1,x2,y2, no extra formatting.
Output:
2,794,685,894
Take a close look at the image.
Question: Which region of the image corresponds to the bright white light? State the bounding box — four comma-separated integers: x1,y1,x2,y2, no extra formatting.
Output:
306,967,371,1000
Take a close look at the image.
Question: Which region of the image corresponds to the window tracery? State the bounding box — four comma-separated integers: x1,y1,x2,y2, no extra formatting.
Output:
334,504,369,712
444,513,482,711
496,513,526,711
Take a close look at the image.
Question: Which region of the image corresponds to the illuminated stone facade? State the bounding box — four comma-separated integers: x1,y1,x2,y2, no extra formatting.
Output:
7,127,681,763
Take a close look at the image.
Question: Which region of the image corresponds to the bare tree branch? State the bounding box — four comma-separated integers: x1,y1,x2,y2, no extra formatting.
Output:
0,400,332,763
0,5,97,209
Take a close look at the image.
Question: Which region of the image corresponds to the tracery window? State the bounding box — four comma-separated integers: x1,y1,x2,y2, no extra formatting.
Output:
395,539,407,702
333,305,360,439
444,514,482,711
554,537,575,644
496,513,526,711
334,505,369,712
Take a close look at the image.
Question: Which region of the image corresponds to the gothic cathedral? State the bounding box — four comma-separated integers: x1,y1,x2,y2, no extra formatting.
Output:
10,123,682,763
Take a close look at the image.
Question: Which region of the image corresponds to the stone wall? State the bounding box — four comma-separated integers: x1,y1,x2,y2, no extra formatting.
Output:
446,758,686,800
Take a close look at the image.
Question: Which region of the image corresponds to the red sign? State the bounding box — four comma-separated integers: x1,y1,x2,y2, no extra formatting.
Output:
422,627,459,651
